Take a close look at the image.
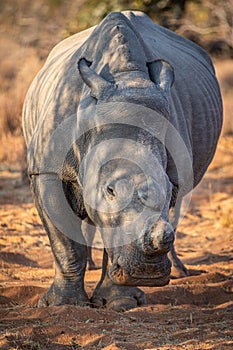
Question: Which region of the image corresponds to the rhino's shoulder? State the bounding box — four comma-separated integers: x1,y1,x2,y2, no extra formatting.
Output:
121,10,214,74
45,26,95,64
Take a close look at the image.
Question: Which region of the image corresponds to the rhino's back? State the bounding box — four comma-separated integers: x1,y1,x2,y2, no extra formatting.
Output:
22,26,95,146
23,11,222,188
121,11,222,188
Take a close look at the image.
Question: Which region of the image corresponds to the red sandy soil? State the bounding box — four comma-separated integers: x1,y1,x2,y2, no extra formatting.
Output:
0,135,233,350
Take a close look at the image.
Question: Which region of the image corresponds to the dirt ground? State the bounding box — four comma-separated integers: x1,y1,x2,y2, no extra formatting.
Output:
0,132,233,349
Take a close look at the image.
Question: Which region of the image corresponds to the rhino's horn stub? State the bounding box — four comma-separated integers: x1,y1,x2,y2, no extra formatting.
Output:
77,57,114,99
147,59,174,94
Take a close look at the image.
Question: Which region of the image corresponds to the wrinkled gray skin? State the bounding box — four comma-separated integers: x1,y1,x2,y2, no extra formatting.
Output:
22,11,222,311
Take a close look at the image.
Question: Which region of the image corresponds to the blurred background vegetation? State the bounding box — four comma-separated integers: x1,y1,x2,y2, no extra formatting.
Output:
0,0,232,169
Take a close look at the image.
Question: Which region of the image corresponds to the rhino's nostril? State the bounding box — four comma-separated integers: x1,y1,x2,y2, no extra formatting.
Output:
143,220,174,255
117,255,125,267
138,189,148,201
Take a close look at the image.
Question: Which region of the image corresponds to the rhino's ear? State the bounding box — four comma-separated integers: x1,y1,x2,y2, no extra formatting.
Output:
77,58,113,99
147,60,174,94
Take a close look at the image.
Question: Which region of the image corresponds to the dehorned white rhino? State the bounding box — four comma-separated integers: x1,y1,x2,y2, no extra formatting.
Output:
22,11,222,311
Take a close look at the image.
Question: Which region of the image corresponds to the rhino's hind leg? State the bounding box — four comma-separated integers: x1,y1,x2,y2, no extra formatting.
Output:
31,175,89,307
168,244,189,278
91,250,146,311
169,198,189,278
81,219,101,270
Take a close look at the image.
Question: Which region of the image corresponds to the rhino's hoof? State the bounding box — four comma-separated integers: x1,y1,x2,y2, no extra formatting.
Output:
91,285,146,312
105,296,139,312
168,247,189,279
170,264,189,279
38,283,90,307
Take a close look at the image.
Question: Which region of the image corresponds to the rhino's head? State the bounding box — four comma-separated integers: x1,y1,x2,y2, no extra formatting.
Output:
82,156,174,287
78,57,175,287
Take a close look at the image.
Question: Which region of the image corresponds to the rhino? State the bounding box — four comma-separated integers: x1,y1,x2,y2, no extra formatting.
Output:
22,11,222,311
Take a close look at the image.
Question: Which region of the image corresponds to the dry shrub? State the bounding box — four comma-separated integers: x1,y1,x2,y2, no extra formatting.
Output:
216,206,233,229
0,134,26,169
220,210,233,228
0,37,41,168
215,60,233,136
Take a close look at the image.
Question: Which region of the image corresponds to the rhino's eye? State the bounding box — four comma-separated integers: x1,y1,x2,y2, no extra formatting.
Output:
106,185,115,197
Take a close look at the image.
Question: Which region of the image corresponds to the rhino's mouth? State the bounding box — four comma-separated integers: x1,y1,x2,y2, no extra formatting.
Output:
109,254,171,287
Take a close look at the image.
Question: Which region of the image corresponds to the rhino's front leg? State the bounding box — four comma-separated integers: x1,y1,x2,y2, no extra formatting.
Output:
91,250,146,311
31,175,89,307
